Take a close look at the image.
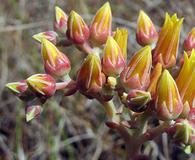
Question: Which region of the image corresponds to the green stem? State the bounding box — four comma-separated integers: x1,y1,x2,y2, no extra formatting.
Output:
101,100,119,122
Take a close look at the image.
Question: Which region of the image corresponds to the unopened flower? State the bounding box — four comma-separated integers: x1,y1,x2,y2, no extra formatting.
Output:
184,27,195,52
90,2,112,45
136,10,158,46
41,38,71,77
67,11,89,44
147,63,162,96
172,119,195,145
114,28,128,60
54,6,68,34
102,36,125,77
153,13,183,68
176,50,195,116
33,31,58,44
127,90,151,112
26,105,42,122
120,46,152,90
6,80,28,95
6,80,36,101
77,54,104,96
27,74,56,98
155,70,183,121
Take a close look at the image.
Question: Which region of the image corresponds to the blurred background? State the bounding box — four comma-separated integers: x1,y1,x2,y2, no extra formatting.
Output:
0,0,195,160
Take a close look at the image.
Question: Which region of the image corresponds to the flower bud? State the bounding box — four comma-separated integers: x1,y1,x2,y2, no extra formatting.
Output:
153,13,183,68
120,46,152,90
155,70,183,121
26,74,56,98
184,27,195,52
114,28,128,60
54,6,68,34
176,50,195,117
172,119,195,145
147,63,162,97
90,2,112,45
67,11,89,44
41,38,71,77
136,10,158,46
102,36,126,77
6,80,36,101
33,31,58,44
127,90,151,112
26,105,42,122
77,54,103,96
6,80,27,95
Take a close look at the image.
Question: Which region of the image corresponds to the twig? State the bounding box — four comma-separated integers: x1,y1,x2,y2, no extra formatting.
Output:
0,14,136,34
59,132,95,148
0,21,52,33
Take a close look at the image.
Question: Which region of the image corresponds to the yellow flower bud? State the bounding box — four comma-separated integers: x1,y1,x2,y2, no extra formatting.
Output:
90,2,112,45
27,74,56,98
102,36,125,77
77,54,103,96
120,46,152,90
136,10,158,46
67,11,89,44
176,50,195,116
114,28,128,60
41,39,71,77
155,70,183,121
54,6,68,34
153,13,183,68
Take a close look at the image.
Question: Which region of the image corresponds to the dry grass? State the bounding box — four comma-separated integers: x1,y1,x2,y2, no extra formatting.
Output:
0,0,195,160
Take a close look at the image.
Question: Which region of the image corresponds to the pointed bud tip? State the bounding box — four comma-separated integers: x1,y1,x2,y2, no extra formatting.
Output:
55,6,62,12
106,36,116,44
69,10,79,18
103,2,111,9
5,83,19,93
139,10,147,17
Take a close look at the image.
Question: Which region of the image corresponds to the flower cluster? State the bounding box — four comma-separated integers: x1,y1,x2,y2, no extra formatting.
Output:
6,2,195,156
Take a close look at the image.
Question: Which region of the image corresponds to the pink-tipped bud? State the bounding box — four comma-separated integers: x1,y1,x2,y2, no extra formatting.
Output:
6,80,27,95
67,11,89,44
127,90,151,112
102,36,126,77
6,80,35,101
33,31,58,44
136,10,158,46
26,105,42,122
90,2,112,45
155,70,183,121
54,6,68,34
77,54,104,96
120,46,152,90
26,74,56,98
114,28,128,61
184,27,195,52
41,38,71,77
